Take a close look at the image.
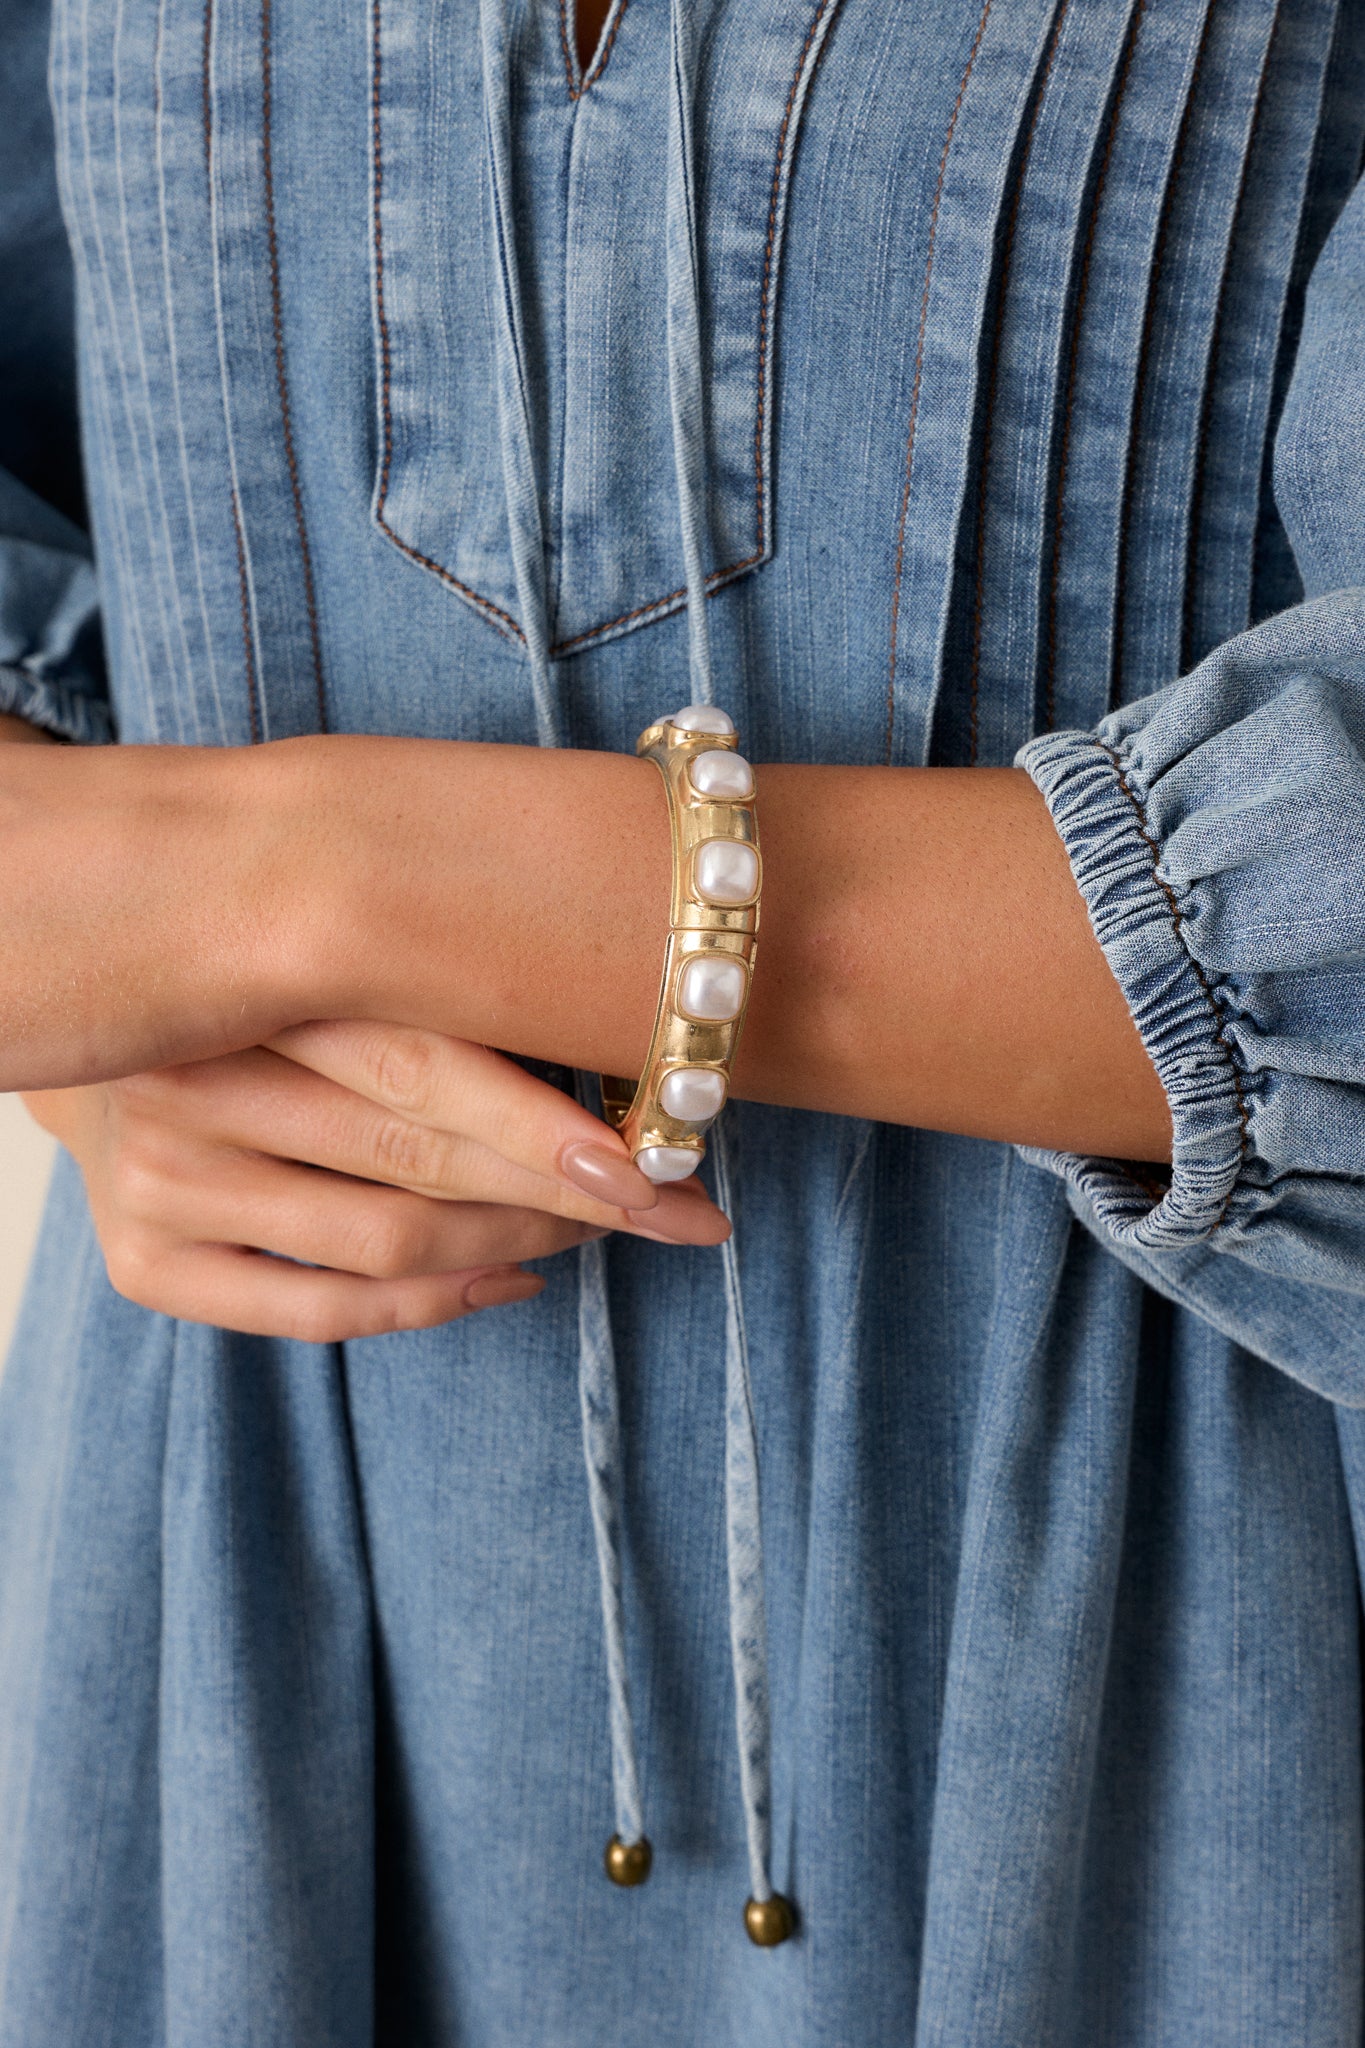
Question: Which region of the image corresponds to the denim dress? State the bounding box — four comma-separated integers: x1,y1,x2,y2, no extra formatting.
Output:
4,0,1365,2038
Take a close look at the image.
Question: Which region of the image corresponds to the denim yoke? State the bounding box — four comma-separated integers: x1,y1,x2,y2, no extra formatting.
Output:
5,0,1365,2040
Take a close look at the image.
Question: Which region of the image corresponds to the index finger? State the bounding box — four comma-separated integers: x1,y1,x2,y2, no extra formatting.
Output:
265,1022,710,1218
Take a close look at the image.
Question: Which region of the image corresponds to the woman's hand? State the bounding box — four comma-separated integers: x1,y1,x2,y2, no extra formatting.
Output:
23,1030,728,1343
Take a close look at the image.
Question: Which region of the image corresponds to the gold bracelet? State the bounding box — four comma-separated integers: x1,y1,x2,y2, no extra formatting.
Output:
600,705,760,1183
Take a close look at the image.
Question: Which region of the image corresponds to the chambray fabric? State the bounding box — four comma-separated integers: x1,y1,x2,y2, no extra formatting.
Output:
5,0,1365,2040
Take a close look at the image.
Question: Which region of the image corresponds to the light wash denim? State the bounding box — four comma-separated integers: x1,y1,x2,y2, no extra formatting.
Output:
4,0,1365,2039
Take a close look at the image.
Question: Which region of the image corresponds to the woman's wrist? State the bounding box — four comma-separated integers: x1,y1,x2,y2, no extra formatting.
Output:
0,737,308,1089
279,734,671,1072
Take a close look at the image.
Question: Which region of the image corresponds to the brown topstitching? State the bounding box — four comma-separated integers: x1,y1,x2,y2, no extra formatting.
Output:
559,0,633,100
371,0,534,643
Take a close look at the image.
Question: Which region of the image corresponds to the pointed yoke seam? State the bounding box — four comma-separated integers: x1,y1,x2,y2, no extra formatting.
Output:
369,0,839,659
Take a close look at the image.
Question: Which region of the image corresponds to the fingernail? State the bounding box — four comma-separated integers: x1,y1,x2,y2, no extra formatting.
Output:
560,1141,657,1209
627,1198,731,1247
464,1270,545,1311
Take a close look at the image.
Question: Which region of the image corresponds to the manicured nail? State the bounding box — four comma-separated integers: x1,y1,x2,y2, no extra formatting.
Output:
559,1141,656,1209
464,1270,545,1312
628,1196,730,1246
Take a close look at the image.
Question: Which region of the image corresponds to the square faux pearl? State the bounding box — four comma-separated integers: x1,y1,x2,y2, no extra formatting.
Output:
636,1144,701,1183
676,953,747,1022
659,1065,727,1121
689,749,754,800
670,704,735,735
694,838,759,906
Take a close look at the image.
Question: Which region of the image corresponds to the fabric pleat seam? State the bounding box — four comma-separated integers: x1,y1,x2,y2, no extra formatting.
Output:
1106,0,1220,713
260,0,327,730
230,486,262,742
1180,0,1285,671
201,0,213,181
885,0,996,766
1041,0,1147,734
966,0,1073,766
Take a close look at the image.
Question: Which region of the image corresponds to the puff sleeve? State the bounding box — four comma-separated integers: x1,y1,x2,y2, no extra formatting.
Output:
1017,174,1365,1403
0,0,110,745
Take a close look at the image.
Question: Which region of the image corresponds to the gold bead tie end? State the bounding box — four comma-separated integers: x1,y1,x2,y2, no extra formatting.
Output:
744,1892,795,1947
604,1834,653,1888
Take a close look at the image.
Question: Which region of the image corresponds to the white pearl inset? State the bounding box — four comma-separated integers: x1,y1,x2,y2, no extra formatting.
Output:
659,1066,727,1122
693,838,759,906
677,953,747,1022
636,1145,701,1183
671,704,735,736
689,749,754,800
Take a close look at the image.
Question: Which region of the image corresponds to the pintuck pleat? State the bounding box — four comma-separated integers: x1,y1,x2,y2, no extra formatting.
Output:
944,0,1140,769
929,0,1347,766
882,0,1058,770
1181,0,1303,668
1047,0,1214,733
1115,0,1281,703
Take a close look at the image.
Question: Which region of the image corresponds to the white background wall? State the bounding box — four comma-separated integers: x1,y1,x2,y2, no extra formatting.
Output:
0,1095,56,1358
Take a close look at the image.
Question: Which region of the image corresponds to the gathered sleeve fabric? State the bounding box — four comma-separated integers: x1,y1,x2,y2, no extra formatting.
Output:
0,472,109,744
0,0,109,745
1017,174,1365,1405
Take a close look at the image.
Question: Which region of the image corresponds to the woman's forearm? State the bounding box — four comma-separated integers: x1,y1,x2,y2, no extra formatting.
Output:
0,732,1169,1159
289,739,1170,1160
0,713,58,745
0,736,304,1087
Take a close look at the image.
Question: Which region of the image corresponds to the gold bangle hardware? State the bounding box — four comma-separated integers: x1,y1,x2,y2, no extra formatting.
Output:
600,706,759,1184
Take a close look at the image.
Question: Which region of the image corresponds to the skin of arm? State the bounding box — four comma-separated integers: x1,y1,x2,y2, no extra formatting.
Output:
0,712,56,745
1,728,1171,1158
2,718,1171,1338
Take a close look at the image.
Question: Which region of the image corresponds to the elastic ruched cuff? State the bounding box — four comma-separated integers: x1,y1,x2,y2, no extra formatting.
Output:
0,661,112,745
1018,729,1251,1248
1016,591,1365,1390
0,473,112,744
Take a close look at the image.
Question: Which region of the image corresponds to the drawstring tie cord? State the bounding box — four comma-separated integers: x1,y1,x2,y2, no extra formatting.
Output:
477,0,791,1946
